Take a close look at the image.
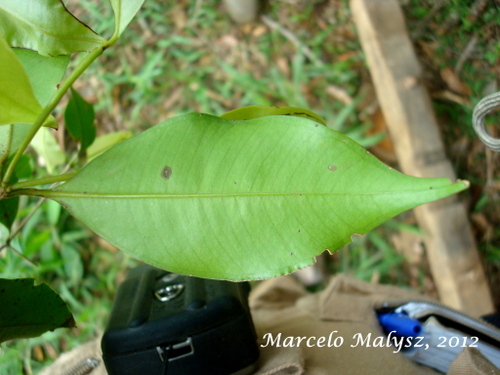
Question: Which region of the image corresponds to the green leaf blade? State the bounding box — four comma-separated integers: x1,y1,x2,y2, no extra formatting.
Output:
49,113,467,280
85,130,132,161
0,278,75,343
221,105,327,126
0,0,105,56
0,197,19,231
0,124,33,163
0,37,56,128
14,48,70,107
64,88,96,152
31,127,66,174
109,0,144,39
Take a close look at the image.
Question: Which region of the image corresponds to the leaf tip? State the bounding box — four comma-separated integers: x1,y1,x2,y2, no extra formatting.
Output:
457,179,470,189
62,316,77,329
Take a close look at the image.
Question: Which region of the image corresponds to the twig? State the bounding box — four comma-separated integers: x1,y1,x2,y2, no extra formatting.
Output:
10,198,46,242
1,158,76,264
455,35,478,75
485,148,495,190
260,15,323,66
0,197,45,266
455,0,492,75
0,244,38,267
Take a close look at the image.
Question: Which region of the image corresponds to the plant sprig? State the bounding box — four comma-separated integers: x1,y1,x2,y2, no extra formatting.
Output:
0,0,145,344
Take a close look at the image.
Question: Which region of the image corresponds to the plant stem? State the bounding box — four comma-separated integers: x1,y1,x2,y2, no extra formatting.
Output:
6,188,46,199
1,45,106,188
0,244,38,267
9,172,76,191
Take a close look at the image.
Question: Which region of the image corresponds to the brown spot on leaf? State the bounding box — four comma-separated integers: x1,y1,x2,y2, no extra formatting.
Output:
161,166,172,180
328,165,337,171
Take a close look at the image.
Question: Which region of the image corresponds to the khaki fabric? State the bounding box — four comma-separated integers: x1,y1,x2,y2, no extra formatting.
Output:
251,275,439,375
39,337,106,375
448,348,500,375
40,274,499,375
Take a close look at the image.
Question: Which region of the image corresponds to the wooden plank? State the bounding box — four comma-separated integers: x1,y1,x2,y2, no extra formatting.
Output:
350,0,494,316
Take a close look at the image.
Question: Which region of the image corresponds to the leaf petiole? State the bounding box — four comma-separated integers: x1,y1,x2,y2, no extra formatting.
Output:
9,173,76,191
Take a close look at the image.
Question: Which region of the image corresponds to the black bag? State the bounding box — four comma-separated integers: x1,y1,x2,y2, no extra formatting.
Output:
101,265,259,375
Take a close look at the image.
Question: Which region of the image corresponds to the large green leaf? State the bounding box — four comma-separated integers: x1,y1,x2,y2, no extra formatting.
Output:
0,278,75,343
0,0,105,56
109,0,145,38
0,37,56,128
42,113,467,280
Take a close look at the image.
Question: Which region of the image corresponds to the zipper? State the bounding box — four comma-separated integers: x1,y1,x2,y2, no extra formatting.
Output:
61,357,100,375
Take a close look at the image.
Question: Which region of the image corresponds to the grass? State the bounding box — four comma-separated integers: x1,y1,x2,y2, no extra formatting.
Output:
70,0,364,130
1,0,499,373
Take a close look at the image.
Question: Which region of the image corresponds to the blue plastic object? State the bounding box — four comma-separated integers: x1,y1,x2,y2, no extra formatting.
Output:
378,313,422,337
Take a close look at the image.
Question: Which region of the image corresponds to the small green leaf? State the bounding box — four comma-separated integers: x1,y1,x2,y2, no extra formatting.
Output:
0,278,75,343
0,124,32,162
64,88,96,152
0,154,30,233
0,124,12,163
86,130,132,161
0,124,29,164
0,222,8,245
46,113,467,281
46,199,62,226
12,154,33,181
221,105,327,126
109,0,145,38
0,197,19,231
31,127,65,174
61,244,84,287
0,0,105,56
14,48,70,107
0,37,56,128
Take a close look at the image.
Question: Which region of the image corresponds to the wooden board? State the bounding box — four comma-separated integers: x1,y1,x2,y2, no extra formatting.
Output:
350,0,494,316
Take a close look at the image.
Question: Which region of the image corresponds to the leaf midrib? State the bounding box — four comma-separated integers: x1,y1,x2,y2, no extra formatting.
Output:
38,189,442,199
